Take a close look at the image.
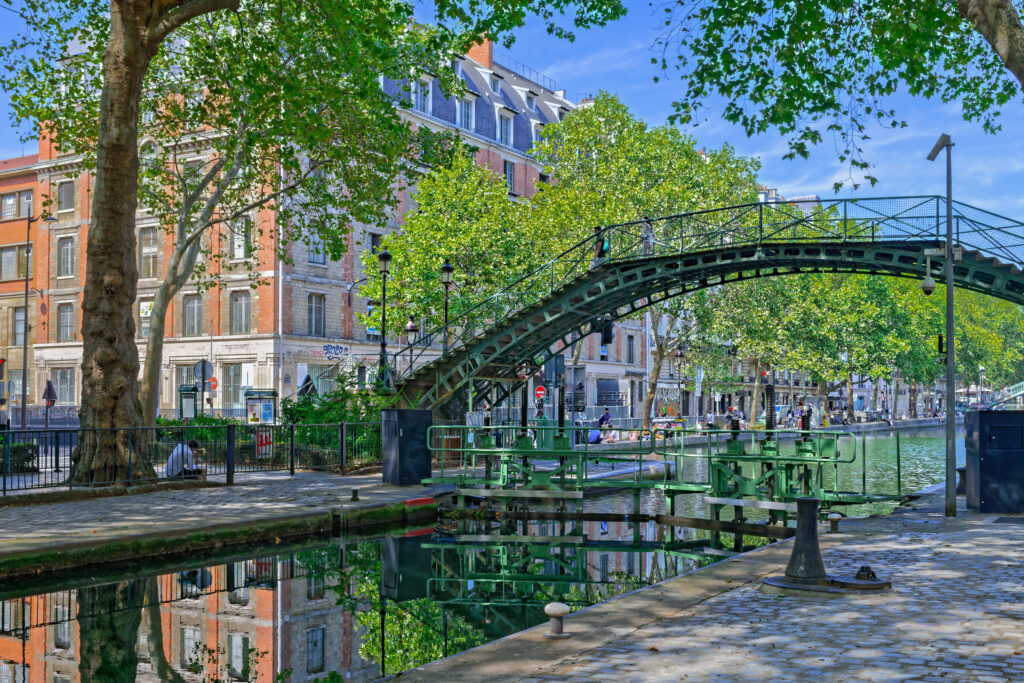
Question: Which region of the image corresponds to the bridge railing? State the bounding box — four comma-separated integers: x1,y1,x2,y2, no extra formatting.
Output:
391,195,1024,385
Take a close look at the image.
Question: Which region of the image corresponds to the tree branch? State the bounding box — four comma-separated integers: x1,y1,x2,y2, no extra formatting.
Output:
958,0,1024,88
147,0,241,47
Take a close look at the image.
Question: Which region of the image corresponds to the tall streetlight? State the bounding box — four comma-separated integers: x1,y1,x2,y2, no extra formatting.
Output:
675,344,687,420
440,259,454,352
979,365,986,405
377,249,392,386
21,213,56,429
403,315,419,371
926,133,956,518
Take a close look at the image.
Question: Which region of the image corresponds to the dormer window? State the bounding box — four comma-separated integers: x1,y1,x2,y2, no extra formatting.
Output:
526,94,536,111
490,75,501,95
413,80,431,114
497,112,512,147
533,125,543,145
458,97,475,131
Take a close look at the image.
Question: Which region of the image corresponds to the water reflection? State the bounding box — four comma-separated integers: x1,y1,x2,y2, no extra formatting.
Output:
0,515,709,682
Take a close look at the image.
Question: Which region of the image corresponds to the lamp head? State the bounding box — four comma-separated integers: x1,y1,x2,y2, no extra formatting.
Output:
440,259,454,284
403,314,418,342
377,248,392,275
927,133,952,162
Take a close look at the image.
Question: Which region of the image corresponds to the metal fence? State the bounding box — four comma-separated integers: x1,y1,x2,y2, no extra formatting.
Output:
0,421,382,496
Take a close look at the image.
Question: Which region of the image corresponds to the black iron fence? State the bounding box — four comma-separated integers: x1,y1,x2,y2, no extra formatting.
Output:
0,421,381,495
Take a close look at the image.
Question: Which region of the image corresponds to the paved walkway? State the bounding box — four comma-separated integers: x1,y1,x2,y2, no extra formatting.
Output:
0,471,447,557
407,488,1024,682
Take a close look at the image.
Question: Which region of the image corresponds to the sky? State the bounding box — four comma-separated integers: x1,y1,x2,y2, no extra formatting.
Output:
498,5,1024,215
0,2,1022,215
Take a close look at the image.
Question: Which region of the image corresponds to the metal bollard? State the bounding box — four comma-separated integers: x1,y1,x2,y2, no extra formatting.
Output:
543,602,571,640
351,487,359,502
783,497,827,583
827,511,842,534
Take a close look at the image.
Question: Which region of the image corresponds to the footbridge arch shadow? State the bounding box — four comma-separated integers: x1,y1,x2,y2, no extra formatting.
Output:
393,196,1024,411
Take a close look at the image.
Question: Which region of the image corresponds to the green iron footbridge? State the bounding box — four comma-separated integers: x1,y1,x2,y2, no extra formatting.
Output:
387,196,1024,412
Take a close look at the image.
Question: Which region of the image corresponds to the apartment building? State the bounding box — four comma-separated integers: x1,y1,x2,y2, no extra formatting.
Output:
2,40,649,418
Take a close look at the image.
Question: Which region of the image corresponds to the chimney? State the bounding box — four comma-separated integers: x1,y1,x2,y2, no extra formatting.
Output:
467,38,493,68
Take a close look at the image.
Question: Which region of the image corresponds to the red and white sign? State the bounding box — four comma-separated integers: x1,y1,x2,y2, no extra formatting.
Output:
535,386,547,400
208,377,218,390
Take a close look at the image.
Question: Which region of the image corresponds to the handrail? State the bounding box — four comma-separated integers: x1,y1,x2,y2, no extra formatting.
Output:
392,196,1024,385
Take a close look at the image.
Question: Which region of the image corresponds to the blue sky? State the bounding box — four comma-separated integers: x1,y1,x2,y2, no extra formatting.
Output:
500,5,1024,215
1,2,1021,216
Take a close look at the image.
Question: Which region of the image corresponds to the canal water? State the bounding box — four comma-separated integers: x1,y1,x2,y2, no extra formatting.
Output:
0,428,958,681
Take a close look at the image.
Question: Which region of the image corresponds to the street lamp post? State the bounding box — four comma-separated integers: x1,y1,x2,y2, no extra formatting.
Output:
979,365,985,405
675,345,687,420
377,249,392,386
403,315,419,371
441,260,454,352
927,133,956,518
20,214,55,429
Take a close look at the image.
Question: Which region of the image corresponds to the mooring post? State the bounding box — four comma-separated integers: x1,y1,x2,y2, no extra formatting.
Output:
784,497,827,583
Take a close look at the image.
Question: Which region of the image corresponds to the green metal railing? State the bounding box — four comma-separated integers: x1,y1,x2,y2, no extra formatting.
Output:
391,196,1024,385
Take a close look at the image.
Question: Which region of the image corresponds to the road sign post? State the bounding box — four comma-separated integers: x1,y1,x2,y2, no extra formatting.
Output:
535,386,546,401
194,360,213,416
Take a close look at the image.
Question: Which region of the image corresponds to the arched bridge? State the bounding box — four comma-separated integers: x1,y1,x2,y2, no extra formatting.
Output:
390,196,1024,410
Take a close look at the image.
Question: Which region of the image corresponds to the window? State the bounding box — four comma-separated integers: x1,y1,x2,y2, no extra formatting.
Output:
137,628,150,661
503,161,516,195
1,191,32,220
627,335,635,365
53,606,71,649
534,125,543,145
57,182,74,212
54,368,74,404
175,365,196,388
228,633,250,681
308,230,325,265
181,626,201,670
489,74,501,94
413,80,430,114
0,600,28,638
230,291,250,335
139,227,158,278
368,233,382,255
13,307,24,346
497,113,512,146
1,246,30,280
366,302,380,341
230,218,252,259
8,369,22,402
458,98,475,131
53,675,71,683
306,626,325,674
308,364,335,396
183,294,202,336
224,364,243,409
58,304,74,342
139,300,153,339
526,94,536,110
57,237,74,277
306,575,325,600
307,294,325,337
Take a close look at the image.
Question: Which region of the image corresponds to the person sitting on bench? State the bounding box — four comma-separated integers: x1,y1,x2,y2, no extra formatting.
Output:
166,439,203,479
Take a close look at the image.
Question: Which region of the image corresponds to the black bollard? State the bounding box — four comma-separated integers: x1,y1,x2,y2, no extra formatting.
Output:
783,497,827,584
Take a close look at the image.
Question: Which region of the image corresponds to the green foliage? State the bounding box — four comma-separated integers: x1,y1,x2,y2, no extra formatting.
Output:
6,442,39,473
280,370,399,425
655,0,1021,184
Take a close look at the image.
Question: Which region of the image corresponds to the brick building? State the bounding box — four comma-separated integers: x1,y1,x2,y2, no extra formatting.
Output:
4,40,651,421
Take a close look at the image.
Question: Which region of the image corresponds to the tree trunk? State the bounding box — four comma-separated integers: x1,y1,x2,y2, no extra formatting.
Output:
958,0,1024,88
74,3,157,483
909,383,919,418
846,372,855,422
141,281,176,426
873,377,880,411
893,378,900,419
146,577,186,682
77,579,147,682
641,352,663,431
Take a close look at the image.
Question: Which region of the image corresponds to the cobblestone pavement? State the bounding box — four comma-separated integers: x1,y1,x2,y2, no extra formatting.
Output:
0,471,448,556
410,490,1024,682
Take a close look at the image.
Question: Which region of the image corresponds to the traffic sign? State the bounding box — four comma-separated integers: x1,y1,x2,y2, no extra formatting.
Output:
42,380,57,407
194,359,214,381
208,376,218,391
535,386,546,400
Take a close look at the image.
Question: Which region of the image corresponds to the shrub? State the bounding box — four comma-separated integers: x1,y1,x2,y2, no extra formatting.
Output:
6,442,38,473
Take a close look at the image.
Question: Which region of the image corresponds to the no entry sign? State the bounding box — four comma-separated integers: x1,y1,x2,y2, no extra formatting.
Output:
535,386,547,400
